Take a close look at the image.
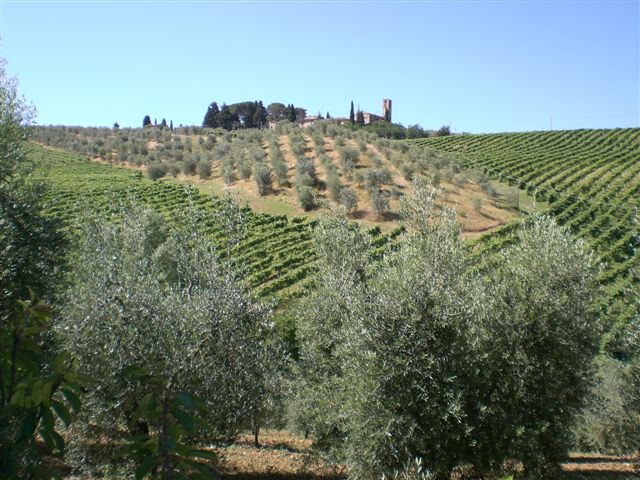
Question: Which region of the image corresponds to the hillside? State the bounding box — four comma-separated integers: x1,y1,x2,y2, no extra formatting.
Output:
413,128,640,330
32,125,639,325
32,123,517,236
29,143,368,304
21,130,640,478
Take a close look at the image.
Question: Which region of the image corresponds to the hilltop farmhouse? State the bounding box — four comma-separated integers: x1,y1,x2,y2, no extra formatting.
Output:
272,99,393,129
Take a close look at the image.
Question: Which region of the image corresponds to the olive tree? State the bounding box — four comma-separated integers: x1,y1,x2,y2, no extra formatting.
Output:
339,187,358,214
0,62,65,316
339,146,358,180
56,203,281,474
574,309,640,455
197,159,212,179
269,139,288,187
254,164,273,196
369,186,390,217
290,212,370,456
623,317,640,457
483,215,602,477
0,61,74,478
294,180,601,479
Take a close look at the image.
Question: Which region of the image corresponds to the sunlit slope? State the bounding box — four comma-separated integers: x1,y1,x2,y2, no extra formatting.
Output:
29,143,403,302
413,128,640,327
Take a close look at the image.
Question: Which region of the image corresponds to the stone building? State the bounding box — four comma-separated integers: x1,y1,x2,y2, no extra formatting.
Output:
269,99,393,128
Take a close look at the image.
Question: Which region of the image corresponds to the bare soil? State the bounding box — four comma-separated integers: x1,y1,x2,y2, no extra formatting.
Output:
173,132,517,236
211,431,638,480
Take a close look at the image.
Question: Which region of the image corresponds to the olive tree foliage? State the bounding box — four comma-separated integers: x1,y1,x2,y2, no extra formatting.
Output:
484,217,602,477
339,184,486,479
293,179,601,479
289,210,370,458
0,62,65,316
0,62,77,478
574,309,640,455
254,164,273,196
624,316,640,456
56,203,282,473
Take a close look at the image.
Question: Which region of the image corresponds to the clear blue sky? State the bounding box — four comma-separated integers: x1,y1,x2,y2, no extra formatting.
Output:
1,0,638,133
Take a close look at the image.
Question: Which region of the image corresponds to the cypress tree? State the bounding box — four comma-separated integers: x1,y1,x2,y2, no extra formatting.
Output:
203,102,220,128
288,104,297,123
349,101,355,124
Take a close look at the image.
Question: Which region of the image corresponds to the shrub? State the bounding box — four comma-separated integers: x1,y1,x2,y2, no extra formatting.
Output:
238,159,252,180
221,161,236,185
205,134,216,150
353,169,365,187
296,157,317,186
472,195,482,212
339,146,359,179
272,159,289,187
289,134,307,158
168,162,181,177
574,316,640,454
479,178,497,197
318,154,331,167
326,169,343,201
452,172,467,188
431,170,441,187
365,167,393,191
400,163,415,181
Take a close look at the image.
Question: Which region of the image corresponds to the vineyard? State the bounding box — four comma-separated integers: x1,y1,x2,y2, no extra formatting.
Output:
413,128,640,329
31,124,514,234
30,143,404,302
31,126,639,325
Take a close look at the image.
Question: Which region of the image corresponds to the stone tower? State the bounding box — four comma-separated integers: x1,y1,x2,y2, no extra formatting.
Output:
383,99,392,123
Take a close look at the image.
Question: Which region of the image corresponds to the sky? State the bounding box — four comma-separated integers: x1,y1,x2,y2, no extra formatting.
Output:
1,0,638,133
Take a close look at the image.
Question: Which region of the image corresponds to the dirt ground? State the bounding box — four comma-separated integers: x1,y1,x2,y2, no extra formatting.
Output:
212,430,638,480
200,133,516,236
106,132,517,236
213,430,345,479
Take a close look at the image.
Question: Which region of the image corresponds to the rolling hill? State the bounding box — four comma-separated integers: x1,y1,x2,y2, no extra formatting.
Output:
31,125,639,328
28,142,403,304
413,128,639,330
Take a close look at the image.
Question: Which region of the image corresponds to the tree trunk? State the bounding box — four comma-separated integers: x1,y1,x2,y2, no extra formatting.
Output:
253,414,260,448
8,313,22,402
160,392,176,480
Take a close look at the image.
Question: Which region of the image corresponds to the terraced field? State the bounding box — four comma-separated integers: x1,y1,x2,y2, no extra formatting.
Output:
30,143,403,303
413,128,639,328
